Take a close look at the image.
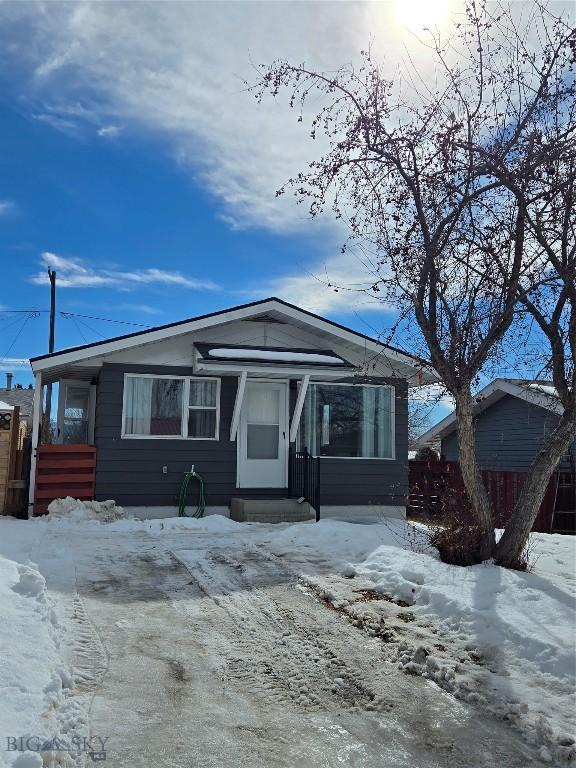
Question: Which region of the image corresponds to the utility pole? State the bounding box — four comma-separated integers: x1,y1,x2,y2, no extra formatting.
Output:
43,268,56,432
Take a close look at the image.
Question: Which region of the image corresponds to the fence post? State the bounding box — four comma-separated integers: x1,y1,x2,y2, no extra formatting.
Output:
6,406,20,514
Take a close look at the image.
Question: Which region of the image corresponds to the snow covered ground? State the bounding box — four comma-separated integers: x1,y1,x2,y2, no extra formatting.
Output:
0,508,574,766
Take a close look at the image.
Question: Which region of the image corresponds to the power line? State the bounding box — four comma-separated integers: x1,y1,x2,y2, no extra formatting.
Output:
59,311,152,328
1,314,34,362
1,309,152,329
68,316,90,345
71,316,108,340
0,309,48,314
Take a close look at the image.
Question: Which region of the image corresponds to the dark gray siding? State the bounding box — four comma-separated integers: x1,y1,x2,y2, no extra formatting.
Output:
317,378,408,506
441,394,574,472
94,364,408,508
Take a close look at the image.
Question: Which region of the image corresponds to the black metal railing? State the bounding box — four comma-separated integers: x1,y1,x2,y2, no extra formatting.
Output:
288,447,321,521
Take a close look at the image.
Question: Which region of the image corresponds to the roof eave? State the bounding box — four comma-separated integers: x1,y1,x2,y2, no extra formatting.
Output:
29,296,437,380
415,378,563,446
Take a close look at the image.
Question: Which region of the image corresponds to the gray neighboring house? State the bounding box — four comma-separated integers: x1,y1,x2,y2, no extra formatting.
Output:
28,297,435,520
416,378,575,473
0,373,34,430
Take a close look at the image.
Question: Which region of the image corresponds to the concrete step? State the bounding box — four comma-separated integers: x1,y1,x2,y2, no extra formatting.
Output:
230,497,313,523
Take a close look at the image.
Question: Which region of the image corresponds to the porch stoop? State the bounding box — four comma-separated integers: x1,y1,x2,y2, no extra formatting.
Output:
230,497,313,523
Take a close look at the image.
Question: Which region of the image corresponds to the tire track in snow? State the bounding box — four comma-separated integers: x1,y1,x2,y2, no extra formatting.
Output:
169,545,409,715
67,587,109,695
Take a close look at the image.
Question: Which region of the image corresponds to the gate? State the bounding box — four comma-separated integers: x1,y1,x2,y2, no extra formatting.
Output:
288,447,321,521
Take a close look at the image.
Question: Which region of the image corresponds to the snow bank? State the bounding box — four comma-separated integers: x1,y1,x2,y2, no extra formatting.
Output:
86,512,243,534
46,497,128,523
265,518,426,569
264,521,576,762
0,554,85,768
43,500,242,534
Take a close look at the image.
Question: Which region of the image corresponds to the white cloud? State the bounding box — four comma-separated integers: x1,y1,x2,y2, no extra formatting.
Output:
0,358,30,371
4,1,572,315
263,247,389,314
116,303,162,316
411,384,455,412
0,2,425,233
0,200,17,217
97,124,121,138
30,252,218,291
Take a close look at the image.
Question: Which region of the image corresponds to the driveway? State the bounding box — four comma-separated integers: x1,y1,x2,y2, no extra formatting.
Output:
54,526,539,767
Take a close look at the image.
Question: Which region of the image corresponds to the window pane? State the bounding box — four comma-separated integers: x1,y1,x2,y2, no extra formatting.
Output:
188,409,216,438
299,384,393,458
65,387,89,419
247,424,279,459
124,377,183,436
246,388,280,424
189,380,217,407
63,419,88,444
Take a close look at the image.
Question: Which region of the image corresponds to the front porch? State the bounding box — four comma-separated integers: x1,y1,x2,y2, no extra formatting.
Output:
28,367,98,515
34,444,96,515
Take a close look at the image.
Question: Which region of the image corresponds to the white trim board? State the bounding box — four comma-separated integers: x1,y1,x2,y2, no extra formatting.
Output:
415,378,563,447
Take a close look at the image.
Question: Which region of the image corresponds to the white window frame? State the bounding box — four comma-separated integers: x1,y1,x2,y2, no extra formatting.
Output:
187,377,221,440
121,373,220,440
297,381,396,460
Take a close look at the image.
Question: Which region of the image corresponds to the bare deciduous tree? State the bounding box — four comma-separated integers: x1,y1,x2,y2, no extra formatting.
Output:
496,158,576,566
252,1,574,563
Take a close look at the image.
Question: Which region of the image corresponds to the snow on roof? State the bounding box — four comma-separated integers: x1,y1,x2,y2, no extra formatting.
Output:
0,400,14,410
207,348,346,365
526,383,559,399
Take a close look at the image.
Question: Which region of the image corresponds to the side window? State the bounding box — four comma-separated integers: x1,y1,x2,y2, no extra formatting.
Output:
188,379,219,438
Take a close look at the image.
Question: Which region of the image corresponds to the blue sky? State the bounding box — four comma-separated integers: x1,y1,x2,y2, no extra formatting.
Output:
0,98,335,387
1,1,419,390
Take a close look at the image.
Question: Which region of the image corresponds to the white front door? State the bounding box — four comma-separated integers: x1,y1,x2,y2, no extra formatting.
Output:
238,380,289,488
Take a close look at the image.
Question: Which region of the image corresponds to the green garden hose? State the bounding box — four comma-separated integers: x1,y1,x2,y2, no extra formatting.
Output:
177,470,206,518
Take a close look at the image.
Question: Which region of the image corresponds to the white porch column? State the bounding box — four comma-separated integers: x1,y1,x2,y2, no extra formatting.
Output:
230,371,247,441
28,370,43,518
289,374,310,443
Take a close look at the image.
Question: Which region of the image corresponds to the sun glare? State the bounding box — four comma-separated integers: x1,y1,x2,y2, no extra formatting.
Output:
395,0,450,33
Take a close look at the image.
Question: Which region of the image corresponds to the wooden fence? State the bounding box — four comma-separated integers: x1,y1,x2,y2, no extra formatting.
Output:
408,460,562,533
34,444,96,515
0,406,31,518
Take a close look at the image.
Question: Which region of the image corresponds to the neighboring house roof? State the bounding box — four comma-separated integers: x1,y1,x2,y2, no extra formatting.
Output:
415,378,564,447
29,296,438,383
0,388,35,421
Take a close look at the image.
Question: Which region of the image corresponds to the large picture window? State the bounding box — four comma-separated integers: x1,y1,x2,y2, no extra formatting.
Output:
298,383,394,458
122,375,220,439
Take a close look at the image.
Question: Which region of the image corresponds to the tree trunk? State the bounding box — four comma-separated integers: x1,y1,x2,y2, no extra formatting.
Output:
454,390,496,560
495,407,576,568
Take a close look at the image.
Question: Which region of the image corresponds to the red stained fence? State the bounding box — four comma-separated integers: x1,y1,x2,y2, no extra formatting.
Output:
408,460,566,533
34,444,96,515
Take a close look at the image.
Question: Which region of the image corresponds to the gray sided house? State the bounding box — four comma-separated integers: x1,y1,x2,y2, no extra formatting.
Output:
29,298,435,521
417,379,575,473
